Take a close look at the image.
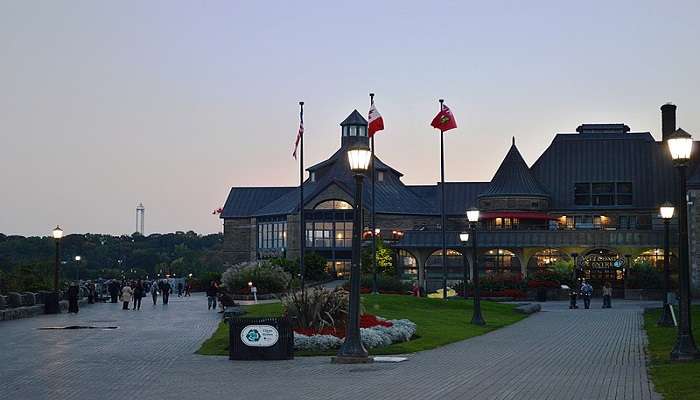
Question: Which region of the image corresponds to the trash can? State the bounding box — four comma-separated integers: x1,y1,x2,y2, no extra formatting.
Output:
536,288,547,302
229,317,294,360
44,292,61,314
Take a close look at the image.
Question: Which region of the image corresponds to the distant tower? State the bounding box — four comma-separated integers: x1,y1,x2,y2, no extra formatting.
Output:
136,203,145,234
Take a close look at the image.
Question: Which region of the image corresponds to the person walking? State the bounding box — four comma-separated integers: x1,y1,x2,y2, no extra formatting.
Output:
67,282,80,313
602,282,613,309
161,280,171,304
581,280,593,309
121,283,133,310
185,281,192,297
132,280,143,310
177,282,184,297
87,281,95,304
151,281,158,305
206,281,218,310
109,280,120,303
569,283,579,309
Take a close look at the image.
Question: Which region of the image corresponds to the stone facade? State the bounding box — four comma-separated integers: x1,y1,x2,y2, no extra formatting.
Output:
222,217,256,266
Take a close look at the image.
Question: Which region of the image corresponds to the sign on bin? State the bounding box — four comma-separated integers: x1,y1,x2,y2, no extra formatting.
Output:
229,317,293,360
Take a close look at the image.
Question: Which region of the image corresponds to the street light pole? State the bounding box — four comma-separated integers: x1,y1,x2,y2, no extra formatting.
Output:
75,255,82,283
459,232,469,300
667,128,699,361
335,145,372,364
659,203,675,327
467,208,485,326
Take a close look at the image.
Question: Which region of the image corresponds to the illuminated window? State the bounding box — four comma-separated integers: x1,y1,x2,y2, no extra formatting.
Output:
314,200,353,210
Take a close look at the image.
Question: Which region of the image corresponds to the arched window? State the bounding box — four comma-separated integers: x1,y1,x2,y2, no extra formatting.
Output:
482,249,519,276
314,200,353,210
426,249,465,281
634,249,675,270
527,249,569,270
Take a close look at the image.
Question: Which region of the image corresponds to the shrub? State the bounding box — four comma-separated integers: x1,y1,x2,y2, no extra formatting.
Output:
220,261,291,295
361,238,395,276
282,287,350,330
303,252,329,281
627,261,663,289
342,275,412,294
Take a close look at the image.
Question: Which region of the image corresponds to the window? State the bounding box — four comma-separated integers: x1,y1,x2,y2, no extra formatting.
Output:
575,183,591,205
310,172,316,182
398,250,418,278
350,126,357,136
377,171,384,182
305,221,352,248
575,182,633,206
358,126,367,137
482,249,520,276
342,126,349,137
491,217,519,230
257,219,287,250
314,200,353,210
618,215,637,229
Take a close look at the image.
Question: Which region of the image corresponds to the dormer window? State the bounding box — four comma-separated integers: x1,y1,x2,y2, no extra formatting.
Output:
350,126,357,136
310,172,316,182
377,171,384,182
343,126,349,137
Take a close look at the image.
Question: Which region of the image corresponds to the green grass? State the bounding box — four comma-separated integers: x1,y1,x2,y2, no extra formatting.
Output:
643,305,700,400
197,294,527,356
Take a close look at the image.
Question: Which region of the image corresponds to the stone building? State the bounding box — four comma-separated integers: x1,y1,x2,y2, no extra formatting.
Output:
221,104,700,295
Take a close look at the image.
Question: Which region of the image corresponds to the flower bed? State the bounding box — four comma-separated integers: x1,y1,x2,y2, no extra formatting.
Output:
293,314,416,351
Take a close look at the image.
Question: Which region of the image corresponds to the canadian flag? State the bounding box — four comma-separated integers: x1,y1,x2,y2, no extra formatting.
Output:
368,103,384,137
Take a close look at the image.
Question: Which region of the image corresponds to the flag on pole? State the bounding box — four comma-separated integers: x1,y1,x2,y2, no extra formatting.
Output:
292,115,304,159
431,103,458,132
368,103,384,137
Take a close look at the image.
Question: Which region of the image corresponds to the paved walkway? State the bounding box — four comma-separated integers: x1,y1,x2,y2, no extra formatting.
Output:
0,295,661,400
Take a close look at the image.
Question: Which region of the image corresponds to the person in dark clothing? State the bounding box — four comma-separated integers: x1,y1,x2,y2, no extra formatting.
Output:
151,282,158,305
67,282,80,313
177,282,183,297
569,284,578,309
581,280,593,309
602,282,613,309
161,280,171,304
132,281,143,310
86,282,95,304
185,282,192,297
109,280,120,303
206,281,218,310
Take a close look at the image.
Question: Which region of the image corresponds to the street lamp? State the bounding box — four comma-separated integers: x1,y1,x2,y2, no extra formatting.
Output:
658,202,675,327
467,208,485,325
667,128,699,361
335,144,372,364
74,255,81,283
372,228,380,294
459,232,469,300
46,225,64,314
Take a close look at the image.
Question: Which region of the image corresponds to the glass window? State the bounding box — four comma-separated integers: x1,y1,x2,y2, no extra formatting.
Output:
592,183,614,206
616,182,633,205
575,183,591,205
314,200,353,210
343,126,349,137
359,126,367,137
350,126,357,136
377,171,384,182
398,250,418,278
482,249,520,276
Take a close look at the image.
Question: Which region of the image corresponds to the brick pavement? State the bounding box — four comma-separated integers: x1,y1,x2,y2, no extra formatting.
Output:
0,294,661,400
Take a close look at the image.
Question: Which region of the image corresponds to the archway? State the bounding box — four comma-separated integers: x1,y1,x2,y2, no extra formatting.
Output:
482,249,520,277
425,249,466,290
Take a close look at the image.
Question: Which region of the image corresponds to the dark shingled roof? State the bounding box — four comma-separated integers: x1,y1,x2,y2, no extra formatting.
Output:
408,182,490,215
221,187,295,218
340,110,367,126
479,139,549,199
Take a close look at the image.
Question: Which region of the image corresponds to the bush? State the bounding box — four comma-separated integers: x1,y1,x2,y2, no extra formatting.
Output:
342,275,412,294
361,238,395,276
627,261,663,289
282,287,350,330
220,261,291,295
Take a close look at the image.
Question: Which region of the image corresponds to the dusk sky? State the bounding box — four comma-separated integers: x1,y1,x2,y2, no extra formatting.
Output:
1,0,699,237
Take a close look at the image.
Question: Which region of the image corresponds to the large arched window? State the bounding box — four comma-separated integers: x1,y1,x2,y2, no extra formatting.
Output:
482,249,520,276
314,200,353,210
634,249,676,271
397,249,418,279
426,249,465,281
527,249,569,271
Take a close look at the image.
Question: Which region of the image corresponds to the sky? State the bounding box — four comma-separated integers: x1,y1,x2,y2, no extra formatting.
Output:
1,0,700,237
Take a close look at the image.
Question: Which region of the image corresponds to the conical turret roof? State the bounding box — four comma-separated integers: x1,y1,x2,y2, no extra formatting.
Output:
480,138,549,198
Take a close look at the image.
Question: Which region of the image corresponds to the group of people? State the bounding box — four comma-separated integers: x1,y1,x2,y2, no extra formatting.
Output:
205,281,235,312
569,280,613,309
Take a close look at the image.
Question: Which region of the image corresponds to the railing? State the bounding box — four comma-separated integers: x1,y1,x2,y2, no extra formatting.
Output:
475,229,671,248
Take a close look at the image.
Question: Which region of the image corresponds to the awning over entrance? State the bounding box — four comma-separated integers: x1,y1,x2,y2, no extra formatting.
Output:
480,211,555,220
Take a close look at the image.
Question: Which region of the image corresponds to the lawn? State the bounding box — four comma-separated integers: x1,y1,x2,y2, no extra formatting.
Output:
643,305,700,400
197,294,527,356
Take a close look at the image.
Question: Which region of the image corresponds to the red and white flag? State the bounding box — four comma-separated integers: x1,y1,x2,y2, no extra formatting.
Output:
368,103,384,137
292,118,304,159
430,103,458,132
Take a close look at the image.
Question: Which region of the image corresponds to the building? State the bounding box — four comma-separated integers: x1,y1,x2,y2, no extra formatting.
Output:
221,104,700,294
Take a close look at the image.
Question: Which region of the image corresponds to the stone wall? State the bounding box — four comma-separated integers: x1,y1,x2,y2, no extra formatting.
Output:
222,217,256,266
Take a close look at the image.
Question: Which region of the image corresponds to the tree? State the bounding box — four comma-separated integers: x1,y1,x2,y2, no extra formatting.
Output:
361,238,395,276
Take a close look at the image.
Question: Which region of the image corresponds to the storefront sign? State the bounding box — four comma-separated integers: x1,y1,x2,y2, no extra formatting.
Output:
580,254,625,270
240,325,279,347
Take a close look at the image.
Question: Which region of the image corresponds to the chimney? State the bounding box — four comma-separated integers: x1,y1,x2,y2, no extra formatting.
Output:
661,103,676,141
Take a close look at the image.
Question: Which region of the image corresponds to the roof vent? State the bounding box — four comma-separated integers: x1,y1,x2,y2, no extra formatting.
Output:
576,124,630,134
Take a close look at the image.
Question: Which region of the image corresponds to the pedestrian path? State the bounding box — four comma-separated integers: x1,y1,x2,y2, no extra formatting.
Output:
0,295,660,400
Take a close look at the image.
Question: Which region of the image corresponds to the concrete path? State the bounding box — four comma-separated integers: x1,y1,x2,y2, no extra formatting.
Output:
0,295,661,400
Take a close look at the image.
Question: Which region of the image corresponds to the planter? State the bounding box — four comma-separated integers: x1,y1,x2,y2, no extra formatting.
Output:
624,289,663,301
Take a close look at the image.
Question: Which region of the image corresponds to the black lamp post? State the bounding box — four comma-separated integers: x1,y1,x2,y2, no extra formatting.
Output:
45,225,64,314
658,202,675,327
74,255,82,283
373,228,380,294
467,208,485,325
334,144,372,364
459,232,469,300
667,128,700,361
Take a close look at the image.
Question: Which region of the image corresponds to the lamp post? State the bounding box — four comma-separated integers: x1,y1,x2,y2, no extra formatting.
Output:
74,255,81,283
335,144,372,364
667,128,699,361
45,226,64,314
467,208,485,325
659,202,675,327
459,232,469,300
373,228,380,294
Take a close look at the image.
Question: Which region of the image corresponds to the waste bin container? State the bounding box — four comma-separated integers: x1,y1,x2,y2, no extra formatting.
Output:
229,317,293,360
44,292,61,314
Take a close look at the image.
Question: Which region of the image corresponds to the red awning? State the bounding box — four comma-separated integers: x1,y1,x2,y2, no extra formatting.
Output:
480,211,556,220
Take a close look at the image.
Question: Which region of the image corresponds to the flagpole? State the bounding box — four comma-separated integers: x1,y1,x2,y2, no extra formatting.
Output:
439,99,447,300
299,101,306,301
370,93,378,295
